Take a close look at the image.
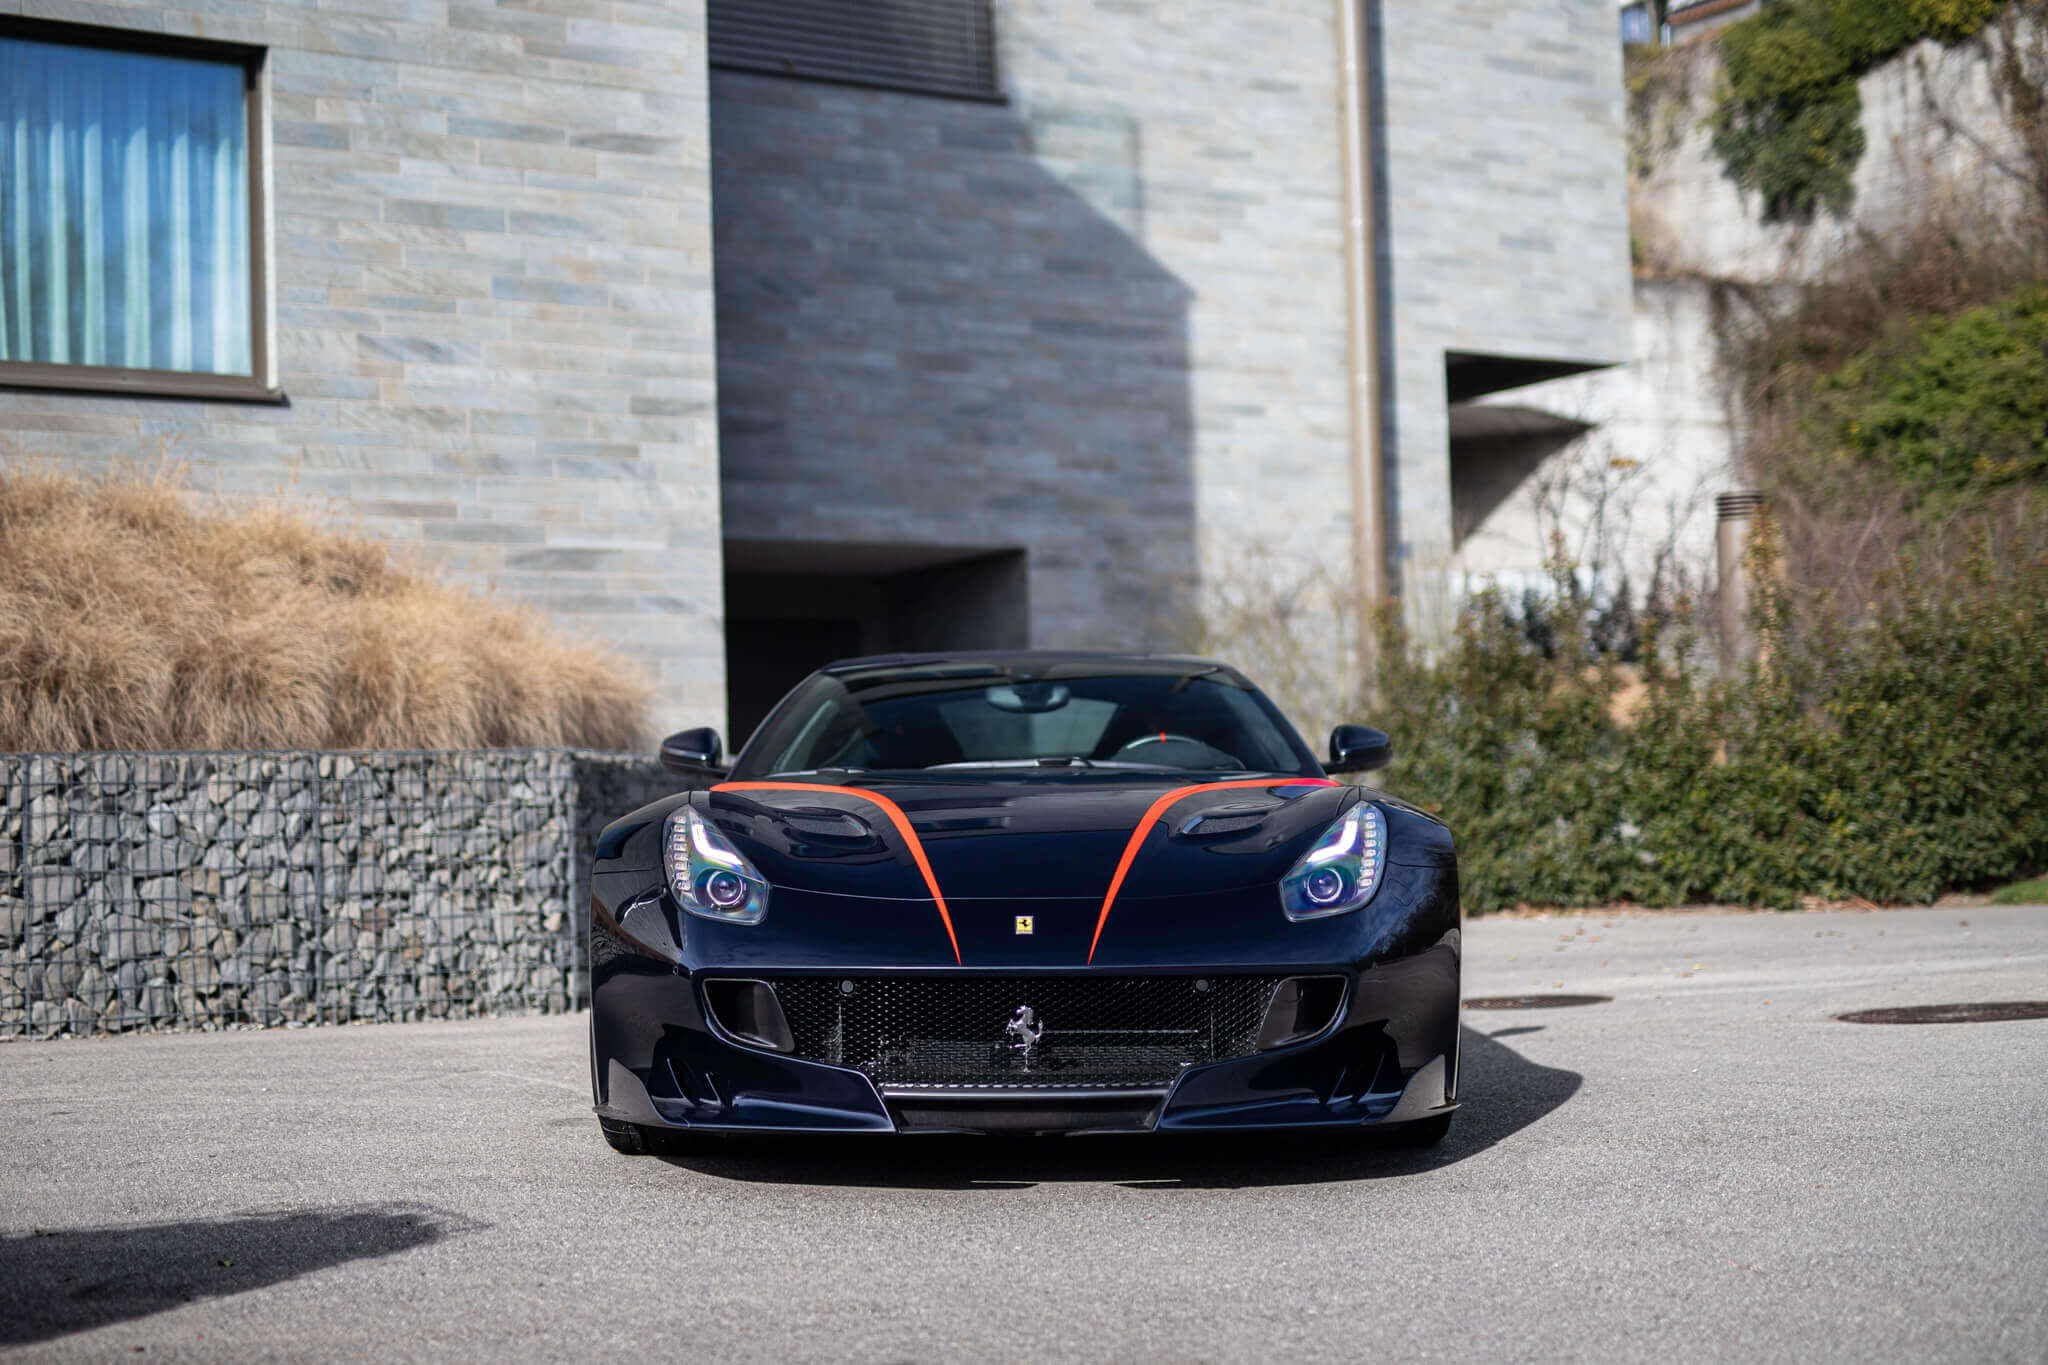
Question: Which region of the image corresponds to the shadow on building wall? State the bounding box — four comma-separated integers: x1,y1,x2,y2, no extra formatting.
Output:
1446,403,1595,552
709,71,1197,741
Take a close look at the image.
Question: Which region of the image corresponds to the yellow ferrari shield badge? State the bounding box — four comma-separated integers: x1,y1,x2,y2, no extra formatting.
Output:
1014,915,1034,935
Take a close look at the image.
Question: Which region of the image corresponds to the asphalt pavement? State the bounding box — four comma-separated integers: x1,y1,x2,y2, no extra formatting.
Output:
1,904,2044,1362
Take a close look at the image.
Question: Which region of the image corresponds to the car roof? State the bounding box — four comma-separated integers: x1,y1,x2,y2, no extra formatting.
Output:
817,649,1244,682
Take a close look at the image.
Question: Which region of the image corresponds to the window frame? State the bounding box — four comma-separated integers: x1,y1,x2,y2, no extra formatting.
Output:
0,16,279,404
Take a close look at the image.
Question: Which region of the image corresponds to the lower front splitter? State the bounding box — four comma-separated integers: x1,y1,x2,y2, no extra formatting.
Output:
881,1086,1170,1134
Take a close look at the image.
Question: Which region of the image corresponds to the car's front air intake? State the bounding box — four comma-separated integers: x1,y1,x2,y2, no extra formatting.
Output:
738,975,1295,1091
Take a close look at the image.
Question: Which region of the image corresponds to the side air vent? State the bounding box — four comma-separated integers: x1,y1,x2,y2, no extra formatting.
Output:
708,0,1001,102
702,979,796,1053
1255,976,1347,1051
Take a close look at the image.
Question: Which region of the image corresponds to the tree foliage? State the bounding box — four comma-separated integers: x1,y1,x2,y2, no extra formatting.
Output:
1709,0,2000,222
1812,283,2048,496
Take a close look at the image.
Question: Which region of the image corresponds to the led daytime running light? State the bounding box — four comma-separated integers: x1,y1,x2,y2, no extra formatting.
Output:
666,808,770,924
1279,802,1387,921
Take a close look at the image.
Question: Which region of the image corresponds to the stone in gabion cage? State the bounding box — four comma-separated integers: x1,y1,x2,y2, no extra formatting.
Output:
0,749,677,1038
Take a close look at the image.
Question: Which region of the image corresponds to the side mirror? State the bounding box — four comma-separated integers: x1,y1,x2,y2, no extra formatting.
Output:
1327,724,1392,775
659,727,725,776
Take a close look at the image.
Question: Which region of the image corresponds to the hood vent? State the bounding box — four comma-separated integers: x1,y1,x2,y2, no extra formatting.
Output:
777,808,883,854
1176,800,1282,839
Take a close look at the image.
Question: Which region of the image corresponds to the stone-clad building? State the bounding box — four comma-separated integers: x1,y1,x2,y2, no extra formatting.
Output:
0,0,1629,743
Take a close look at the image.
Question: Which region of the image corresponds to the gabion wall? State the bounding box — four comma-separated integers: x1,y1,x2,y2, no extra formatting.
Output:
0,750,676,1038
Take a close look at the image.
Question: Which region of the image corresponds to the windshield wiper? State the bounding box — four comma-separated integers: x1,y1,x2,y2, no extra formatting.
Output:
924,757,1096,770
1169,664,1228,693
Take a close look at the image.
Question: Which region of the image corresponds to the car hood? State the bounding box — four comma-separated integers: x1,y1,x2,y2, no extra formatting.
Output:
704,773,1355,902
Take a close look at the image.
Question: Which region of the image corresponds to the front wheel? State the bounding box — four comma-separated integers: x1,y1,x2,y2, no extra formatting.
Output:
599,1117,649,1154
600,1117,714,1157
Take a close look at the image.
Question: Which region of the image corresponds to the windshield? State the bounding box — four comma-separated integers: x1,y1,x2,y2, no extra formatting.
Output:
733,668,1319,778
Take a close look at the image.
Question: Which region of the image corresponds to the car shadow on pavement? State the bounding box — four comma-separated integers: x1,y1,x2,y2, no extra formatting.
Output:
0,1204,456,1347
656,1025,1579,1190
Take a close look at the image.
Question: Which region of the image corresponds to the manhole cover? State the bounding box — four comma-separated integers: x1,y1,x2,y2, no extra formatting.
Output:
1462,994,1612,1010
1835,1002,2048,1025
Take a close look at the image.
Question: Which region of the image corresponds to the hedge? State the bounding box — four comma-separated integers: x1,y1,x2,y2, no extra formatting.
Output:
1366,546,2047,911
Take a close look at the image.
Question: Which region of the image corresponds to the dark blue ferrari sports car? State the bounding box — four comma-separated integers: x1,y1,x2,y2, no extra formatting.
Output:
588,652,1460,1149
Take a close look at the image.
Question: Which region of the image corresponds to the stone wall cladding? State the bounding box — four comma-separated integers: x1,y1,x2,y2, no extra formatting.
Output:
0,749,676,1039
0,0,725,737
998,0,1361,589
1375,0,1634,633
711,0,1362,658
713,0,1634,665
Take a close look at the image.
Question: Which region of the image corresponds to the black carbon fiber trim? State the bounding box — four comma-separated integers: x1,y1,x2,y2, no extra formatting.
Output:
750,974,1286,1090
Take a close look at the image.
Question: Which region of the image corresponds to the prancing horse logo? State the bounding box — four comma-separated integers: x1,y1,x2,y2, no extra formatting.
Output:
1005,1005,1044,1060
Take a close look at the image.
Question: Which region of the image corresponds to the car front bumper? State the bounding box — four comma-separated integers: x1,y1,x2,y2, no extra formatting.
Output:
590,937,1460,1137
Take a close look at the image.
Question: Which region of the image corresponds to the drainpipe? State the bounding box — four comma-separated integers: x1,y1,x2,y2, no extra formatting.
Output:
1716,490,1764,669
1335,0,1387,694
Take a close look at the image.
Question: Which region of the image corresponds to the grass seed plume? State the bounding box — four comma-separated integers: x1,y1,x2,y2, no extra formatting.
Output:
0,468,649,754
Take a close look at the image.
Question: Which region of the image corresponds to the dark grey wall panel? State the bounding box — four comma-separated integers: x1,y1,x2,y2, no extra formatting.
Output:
709,68,1197,657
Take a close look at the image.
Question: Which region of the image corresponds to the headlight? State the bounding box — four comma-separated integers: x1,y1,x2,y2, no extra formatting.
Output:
665,807,770,924
1278,802,1386,921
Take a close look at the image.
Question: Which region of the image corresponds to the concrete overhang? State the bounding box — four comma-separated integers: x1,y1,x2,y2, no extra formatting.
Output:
722,539,1016,577
1445,351,1614,405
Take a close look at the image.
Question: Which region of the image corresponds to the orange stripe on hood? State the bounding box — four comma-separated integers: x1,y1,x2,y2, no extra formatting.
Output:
712,782,962,964
1086,779,1338,963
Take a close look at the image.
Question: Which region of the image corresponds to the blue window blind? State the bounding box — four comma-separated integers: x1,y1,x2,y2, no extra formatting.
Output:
0,35,252,377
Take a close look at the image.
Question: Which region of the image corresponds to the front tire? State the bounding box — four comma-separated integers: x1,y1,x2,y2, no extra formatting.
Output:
598,1117,649,1155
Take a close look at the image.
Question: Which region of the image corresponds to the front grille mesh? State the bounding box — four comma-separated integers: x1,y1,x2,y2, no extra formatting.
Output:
754,975,1285,1090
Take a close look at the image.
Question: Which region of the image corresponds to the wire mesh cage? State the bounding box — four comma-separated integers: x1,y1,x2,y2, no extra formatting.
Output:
0,748,673,1038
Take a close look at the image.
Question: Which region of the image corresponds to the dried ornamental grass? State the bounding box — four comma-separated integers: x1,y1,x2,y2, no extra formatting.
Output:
0,467,649,753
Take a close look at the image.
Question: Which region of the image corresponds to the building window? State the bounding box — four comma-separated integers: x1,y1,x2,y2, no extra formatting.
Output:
1620,4,1654,45
708,0,1000,102
0,22,271,399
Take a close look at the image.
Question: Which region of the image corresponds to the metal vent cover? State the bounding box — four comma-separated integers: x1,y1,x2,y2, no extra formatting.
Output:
708,0,1000,101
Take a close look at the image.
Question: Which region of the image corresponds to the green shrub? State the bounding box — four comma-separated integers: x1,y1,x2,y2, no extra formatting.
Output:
1722,201,2048,609
1709,0,1999,222
1811,283,2048,496
1906,0,2003,44
1366,552,2048,911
